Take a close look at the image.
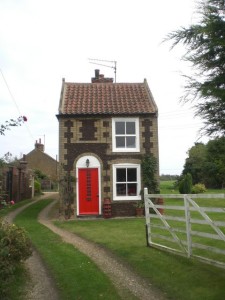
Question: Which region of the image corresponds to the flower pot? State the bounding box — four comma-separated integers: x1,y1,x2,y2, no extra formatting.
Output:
136,207,144,216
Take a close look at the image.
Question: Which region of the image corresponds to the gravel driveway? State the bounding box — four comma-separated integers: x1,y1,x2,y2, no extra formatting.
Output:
6,193,167,300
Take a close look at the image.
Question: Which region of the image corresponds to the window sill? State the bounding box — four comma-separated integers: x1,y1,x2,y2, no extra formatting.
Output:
112,148,140,153
113,196,141,201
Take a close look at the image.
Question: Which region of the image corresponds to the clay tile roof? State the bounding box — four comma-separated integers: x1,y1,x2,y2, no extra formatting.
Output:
59,80,157,116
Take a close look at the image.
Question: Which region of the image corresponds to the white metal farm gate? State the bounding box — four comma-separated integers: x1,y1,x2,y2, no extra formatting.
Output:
144,188,225,269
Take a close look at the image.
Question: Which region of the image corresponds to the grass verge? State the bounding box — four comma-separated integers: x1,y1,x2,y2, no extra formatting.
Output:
14,199,122,300
0,198,34,218
55,217,225,300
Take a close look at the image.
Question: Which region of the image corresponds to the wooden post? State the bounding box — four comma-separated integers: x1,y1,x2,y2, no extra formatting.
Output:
184,195,192,257
144,188,151,247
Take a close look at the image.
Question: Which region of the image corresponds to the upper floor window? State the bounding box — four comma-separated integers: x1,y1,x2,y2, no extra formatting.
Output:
112,118,140,152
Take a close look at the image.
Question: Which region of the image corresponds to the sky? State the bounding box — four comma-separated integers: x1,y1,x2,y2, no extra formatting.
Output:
0,0,209,175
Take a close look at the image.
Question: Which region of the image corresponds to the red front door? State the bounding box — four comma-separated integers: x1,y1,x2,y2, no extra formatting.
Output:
78,168,99,215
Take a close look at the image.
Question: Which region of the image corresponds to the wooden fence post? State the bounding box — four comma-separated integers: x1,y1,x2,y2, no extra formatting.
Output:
184,195,192,258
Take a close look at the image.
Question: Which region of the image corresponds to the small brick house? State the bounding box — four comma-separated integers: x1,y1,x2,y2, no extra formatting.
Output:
25,139,58,182
57,70,159,217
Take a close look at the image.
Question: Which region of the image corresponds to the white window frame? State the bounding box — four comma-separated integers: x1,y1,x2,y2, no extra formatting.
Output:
112,118,140,152
113,163,141,201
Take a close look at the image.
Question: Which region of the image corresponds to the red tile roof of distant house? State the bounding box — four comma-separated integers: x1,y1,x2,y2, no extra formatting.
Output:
58,78,157,116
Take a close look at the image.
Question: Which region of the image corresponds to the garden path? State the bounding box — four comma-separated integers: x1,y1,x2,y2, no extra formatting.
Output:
6,193,167,300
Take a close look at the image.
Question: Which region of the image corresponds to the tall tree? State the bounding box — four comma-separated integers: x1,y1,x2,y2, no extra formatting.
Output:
166,0,225,136
205,137,225,187
182,142,207,184
182,137,225,188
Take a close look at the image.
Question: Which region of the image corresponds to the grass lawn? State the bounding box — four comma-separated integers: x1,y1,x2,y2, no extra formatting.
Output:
160,180,225,194
55,218,225,300
0,198,33,218
2,184,225,300
13,200,122,300
160,180,179,194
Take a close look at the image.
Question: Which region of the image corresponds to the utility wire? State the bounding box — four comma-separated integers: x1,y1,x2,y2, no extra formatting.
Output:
159,123,202,130
0,67,34,140
0,68,22,115
159,110,196,119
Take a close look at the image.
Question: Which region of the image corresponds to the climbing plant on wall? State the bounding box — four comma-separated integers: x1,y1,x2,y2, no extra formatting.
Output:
141,154,159,194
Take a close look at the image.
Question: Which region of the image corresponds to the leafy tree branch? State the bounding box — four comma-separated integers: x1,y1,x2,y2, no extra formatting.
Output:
0,116,27,135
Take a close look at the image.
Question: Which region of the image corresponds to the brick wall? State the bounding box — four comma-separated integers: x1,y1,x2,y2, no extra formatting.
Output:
58,114,159,217
0,166,32,205
111,201,137,217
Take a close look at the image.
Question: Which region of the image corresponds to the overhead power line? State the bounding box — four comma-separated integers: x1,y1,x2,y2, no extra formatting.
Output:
0,68,22,116
0,67,34,140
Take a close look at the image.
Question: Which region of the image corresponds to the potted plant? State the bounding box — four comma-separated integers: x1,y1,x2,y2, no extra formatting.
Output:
134,200,145,216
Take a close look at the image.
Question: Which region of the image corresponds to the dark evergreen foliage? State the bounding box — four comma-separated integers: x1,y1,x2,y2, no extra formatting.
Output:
179,173,193,194
165,0,225,136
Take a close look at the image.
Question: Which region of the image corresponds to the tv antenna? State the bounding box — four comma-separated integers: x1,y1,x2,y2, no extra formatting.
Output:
88,58,117,82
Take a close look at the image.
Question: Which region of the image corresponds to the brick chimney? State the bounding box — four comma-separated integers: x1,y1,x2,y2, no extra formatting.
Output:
35,138,44,152
91,69,113,83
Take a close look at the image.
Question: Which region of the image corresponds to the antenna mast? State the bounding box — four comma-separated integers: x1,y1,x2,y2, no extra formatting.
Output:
88,58,117,82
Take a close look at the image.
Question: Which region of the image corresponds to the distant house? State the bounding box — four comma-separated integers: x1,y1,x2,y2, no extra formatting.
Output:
25,139,58,183
0,140,58,205
57,70,159,217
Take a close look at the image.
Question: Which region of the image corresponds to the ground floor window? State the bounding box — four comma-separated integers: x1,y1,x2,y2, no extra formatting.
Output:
113,164,141,200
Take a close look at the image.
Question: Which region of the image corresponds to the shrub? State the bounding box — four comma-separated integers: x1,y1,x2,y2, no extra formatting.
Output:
192,183,207,194
0,219,32,296
34,180,41,194
179,173,193,194
141,155,159,193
